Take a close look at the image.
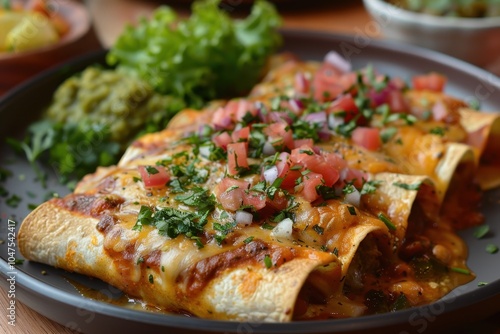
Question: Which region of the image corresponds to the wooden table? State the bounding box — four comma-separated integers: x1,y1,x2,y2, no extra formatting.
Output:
0,1,498,333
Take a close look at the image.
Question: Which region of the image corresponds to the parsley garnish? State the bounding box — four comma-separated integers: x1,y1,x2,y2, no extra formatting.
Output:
342,183,356,195
347,206,357,216
213,221,237,245
174,187,216,213
393,182,421,191
6,195,22,208
430,127,446,136
378,213,396,230
312,225,324,235
243,236,254,244
145,166,159,175
360,180,382,195
333,247,339,256
264,254,272,269
132,205,211,245
474,225,490,239
450,267,470,275
316,185,339,200
486,244,499,254
380,127,398,143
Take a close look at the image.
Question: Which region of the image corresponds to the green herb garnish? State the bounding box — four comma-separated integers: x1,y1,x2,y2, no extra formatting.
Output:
393,182,421,191
378,213,396,231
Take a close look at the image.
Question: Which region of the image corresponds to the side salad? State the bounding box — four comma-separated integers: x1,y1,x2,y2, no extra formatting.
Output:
8,0,282,188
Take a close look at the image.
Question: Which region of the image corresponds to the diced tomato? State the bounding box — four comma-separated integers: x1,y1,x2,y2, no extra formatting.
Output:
297,172,323,202
412,73,447,92
290,148,340,187
242,191,267,211
275,152,302,190
294,72,310,95
323,152,348,171
264,123,294,150
138,165,170,188
217,178,249,211
351,127,382,151
328,94,359,123
227,142,249,175
340,168,368,189
213,132,232,150
231,126,250,143
312,63,345,102
266,190,289,211
225,99,257,123
212,107,233,130
388,90,409,113
293,138,314,149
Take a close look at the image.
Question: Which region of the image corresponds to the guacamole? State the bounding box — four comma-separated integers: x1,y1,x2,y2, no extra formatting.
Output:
46,67,185,145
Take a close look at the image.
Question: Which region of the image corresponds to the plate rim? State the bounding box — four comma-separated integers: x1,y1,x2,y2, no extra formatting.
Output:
1,28,500,333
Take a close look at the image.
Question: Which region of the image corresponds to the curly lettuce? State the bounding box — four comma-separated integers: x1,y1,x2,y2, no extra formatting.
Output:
107,0,282,108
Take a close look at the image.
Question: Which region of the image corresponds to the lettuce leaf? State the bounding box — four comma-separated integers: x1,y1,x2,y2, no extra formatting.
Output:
107,0,282,108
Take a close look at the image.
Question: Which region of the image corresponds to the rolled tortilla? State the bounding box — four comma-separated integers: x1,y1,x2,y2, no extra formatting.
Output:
459,108,500,190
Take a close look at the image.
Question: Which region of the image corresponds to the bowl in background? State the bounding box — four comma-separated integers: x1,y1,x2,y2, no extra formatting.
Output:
0,0,101,96
363,0,500,69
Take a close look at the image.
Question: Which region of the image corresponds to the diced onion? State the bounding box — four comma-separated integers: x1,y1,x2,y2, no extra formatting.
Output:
235,210,253,226
271,218,294,240
344,187,361,207
198,144,211,158
324,51,351,73
328,113,345,129
263,141,277,156
289,99,304,113
263,165,279,184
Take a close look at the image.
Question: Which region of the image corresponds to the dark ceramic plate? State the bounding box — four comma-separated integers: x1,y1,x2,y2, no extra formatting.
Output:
0,30,499,334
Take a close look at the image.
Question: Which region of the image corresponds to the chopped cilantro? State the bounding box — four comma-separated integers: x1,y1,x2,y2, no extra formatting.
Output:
213,221,237,245
342,183,356,195
478,282,488,287
347,206,357,216
243,236,254,244
474,225,490,239
6,195,22,208
378,213,396,230
149,274,154,284
422,110,432,121
316,185,339,200
393,182,421,191
360,180,382,195
430,127,446,136
292,120,321,142
312,225,324,235
486,244,499,254
333,247,339,256
0,167,12,181
380,127,398,143
261,223,275,230
264,254,272,269
174,187,216,213
450,267,471,275
145,166,159,175
266,177,283,200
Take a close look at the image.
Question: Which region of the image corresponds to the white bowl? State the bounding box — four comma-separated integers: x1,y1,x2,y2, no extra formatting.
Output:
363,0,500,68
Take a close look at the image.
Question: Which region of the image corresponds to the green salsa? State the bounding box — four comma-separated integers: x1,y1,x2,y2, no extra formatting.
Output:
46,67,185,145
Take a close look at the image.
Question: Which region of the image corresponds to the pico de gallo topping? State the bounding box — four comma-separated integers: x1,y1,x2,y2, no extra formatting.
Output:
134,51,457,247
